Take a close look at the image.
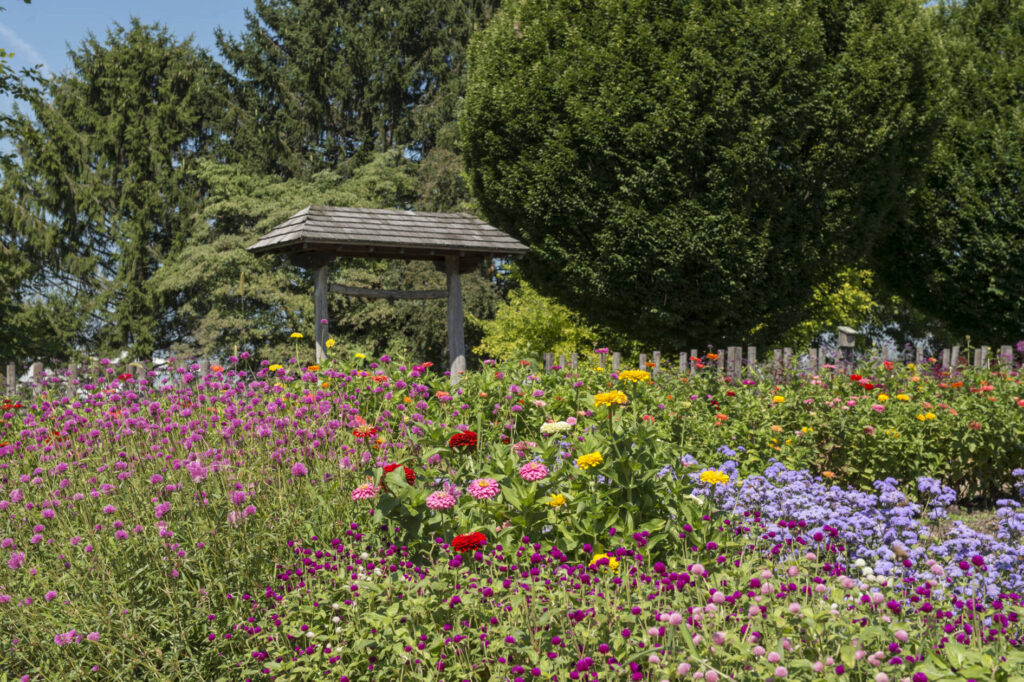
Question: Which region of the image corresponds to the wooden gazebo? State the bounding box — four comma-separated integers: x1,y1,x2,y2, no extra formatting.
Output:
247,206,530,381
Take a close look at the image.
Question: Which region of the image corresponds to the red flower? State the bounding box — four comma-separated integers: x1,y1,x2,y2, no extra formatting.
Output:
862,383,875,391
451,532,487,553
849,374,862,382
382,463,415,487
448,430,478,449
353,426,379,439
118,372,133,381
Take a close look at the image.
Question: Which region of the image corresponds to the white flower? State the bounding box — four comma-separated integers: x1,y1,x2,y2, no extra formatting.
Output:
540,421,571,435
854,558,866,568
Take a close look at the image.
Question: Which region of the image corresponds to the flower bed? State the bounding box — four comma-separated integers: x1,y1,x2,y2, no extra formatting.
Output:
0,353,1022,680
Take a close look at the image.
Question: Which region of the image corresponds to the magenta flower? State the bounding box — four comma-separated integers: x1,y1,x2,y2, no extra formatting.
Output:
519,461,549,482
425,491,457,510
154,502,171,519
467,478,500,500
350,483,378,501
7,551,25,570
290,462,308,477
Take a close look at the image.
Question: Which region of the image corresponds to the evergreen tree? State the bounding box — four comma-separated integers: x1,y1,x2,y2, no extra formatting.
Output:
874,0,1024,342
0,20,230,360
462,0,941,348
216,0,499,177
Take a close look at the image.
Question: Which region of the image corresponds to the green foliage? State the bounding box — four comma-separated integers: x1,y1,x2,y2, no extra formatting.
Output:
0,20,229,361
462,0,942,349
778,268,879,349
874,0,1024,342
473,278,599,360
216,0,500,176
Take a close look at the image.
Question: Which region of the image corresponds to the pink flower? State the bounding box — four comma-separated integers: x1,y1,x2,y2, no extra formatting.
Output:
872,404,885,413
774,667,788,678
351,483,378,501
290,462,308,477
519,461,549,482
426,491,457,510
467,478,500,500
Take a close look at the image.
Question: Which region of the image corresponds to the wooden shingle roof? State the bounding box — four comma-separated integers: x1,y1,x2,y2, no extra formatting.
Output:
247,206,530,260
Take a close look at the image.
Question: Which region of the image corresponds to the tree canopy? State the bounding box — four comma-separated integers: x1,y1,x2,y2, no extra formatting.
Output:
462,0,942,348
873,0,1024,343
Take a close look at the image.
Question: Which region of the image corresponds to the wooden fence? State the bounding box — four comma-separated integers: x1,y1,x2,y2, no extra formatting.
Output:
4,342,1019,398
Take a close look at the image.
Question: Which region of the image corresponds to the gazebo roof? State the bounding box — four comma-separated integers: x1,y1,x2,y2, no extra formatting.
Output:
247,205,530,260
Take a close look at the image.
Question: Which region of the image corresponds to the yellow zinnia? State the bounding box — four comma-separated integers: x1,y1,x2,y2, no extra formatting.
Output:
576,451,604,469
877,394,889,402
268,364,283,372
589,553,619,572
618,370,651,383
700,470,730,485
290,332,303,339
925,412,936,420
896,394,910,401
773,395,786,404
325,339,336,348
594,390,628,407
547,494,567,508
354,353,366,359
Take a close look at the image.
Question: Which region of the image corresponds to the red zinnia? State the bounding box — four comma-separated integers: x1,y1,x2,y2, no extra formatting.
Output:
448,430,478,449
451,532,487,553
353,426,379,439
381,463,415,487
849,374,862,382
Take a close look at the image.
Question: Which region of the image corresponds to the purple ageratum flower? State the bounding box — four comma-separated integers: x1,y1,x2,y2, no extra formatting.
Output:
519,461,548,482
425,491,457,510
290,462,308,477
467,478,500,500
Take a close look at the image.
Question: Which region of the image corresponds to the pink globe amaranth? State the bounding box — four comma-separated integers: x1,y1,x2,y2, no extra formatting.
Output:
774,666,788,678
705,671,719,682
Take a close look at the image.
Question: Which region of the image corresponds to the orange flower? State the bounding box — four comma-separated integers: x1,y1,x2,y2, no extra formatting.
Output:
822,471,836,479
307,364,320,372
321,381,331,388
951,381,963,388
715,413,728,422
210,365,224,372
402,396,412,403
706,353,719,361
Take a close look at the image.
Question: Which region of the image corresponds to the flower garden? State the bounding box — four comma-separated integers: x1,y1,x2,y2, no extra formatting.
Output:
1,351,1023,681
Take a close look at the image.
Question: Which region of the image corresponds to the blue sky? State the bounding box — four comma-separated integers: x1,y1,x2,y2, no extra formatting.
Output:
0,0,252,78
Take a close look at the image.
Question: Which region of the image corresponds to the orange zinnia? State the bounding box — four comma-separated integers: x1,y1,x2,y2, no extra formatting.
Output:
822,471,836,479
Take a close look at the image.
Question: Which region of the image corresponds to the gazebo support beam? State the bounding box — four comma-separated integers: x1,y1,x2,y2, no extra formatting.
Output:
313,263,330,362
446,255,466,384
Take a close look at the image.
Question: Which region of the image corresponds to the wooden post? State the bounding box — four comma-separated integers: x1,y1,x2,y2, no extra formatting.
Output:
783,348,793,372
679,352,687,374
980,345,990,368
313,262,330,363
570,353,578,370
68,363,79,399
543,353,554,371
999,345,1013,367
612,352,621,373
445,255,466,384
31,362,42,394
690,349,698,374
6,362,15,395
639,353,647,371
717,349,725,373
951,345,961,367
558,354,566,369
652,350,661,377
726,346,738,381
747,346,757,376
809,348,819,374
598,353,606,370
915,345,924,366
941,348,951,369
773,349,783,376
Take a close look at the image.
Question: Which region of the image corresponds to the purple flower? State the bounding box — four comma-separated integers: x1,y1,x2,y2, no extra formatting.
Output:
291,462,308,477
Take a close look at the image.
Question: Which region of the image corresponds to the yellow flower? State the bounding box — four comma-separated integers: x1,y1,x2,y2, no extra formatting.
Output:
895,394,910,401
594,390,628,407
618,370,651,383
907,363,916,370
772,395,786,404
268,364,283,372
325,339,336,348
593,366,605,372
699,470,730,485
588,553,619,572
916,414,927,422
877,394,889,402
925,412,936,420
547,494,567,508
290,332,303,339
354,353,366,359
576,451,604,470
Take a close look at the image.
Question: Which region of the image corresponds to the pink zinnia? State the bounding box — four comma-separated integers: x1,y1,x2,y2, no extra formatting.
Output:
351,483,378,501
468,478,500,500
519,461,548,482
425,491,457,510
